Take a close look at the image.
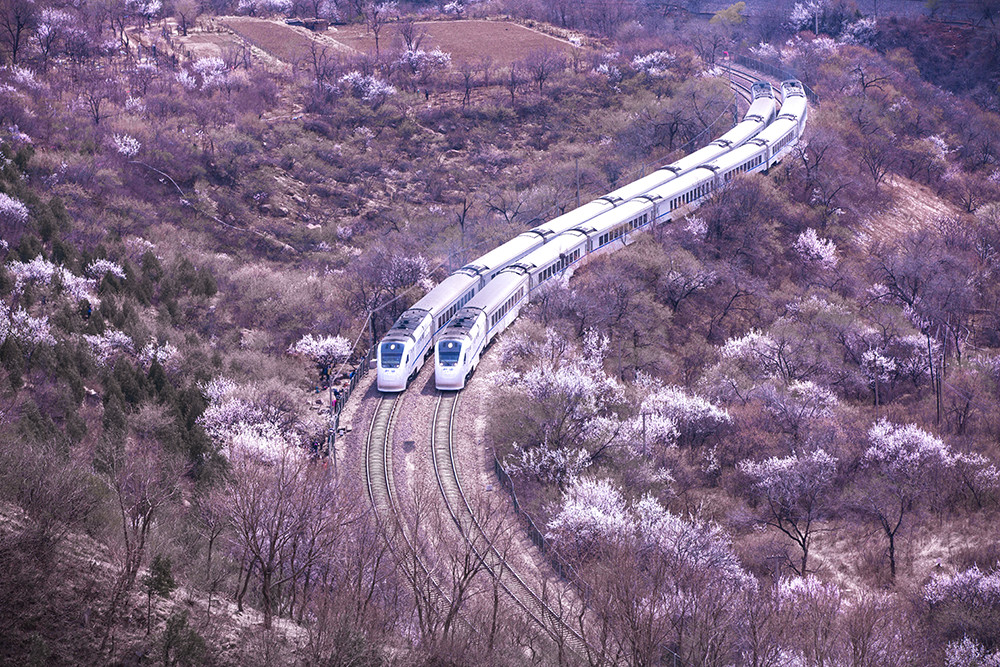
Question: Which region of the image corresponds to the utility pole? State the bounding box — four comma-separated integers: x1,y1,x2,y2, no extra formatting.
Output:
575,157,580,207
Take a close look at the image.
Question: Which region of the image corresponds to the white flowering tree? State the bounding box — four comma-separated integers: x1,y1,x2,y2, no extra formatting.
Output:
0,301,57,362
711,329,792,402
0,192,29,230
860,420,955,578
925,565,1000,656
84,330,136,366
6,256,98,304
287,333,351,386
545,476,632,561
637,376,731,449
338,71,397,108
760,379,838,442
546,479,754,664
944,637,1000,667
775,575,843,664
953,451,1000,509
397,48,451,90
86,259,128,281
499,329,627,487
738,449,837,574
793,228,838,272
633,495,756,664
198,377,314,462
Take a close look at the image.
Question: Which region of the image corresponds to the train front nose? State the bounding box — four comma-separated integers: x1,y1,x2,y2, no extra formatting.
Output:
435,340,466,390
377,341,408,392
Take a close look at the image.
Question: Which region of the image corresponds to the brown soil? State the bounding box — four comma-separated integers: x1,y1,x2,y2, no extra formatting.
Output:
221,17,332,64
226,18,581,67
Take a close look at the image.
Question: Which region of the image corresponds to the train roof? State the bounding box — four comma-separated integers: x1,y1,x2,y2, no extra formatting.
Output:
436,307,482,339
532,199,613,236
569,197,651,236
458,271,528,318
506,230,588,274
602,168,682,205
410,271,479,314
462,232,543,276
382,307,431,343
643,165,716,202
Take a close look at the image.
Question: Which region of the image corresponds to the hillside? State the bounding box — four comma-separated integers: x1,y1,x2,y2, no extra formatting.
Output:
1,0,1000,664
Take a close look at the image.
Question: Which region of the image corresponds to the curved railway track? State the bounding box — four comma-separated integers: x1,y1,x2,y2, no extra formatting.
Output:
430,391,592,662
363,69,793,661
365,395,477,636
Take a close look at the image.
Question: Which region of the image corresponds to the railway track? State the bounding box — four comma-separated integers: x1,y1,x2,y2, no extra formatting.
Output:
430,391,593,663
365,394,475,636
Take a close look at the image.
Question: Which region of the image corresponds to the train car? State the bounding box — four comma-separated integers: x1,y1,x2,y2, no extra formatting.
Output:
434,271,530,390
598,82,776,205
706,79,809,184
377,270,479,392
378,215,589,391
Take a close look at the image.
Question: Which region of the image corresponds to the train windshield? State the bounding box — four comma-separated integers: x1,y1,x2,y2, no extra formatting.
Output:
438,340,462,366
380,342,404,368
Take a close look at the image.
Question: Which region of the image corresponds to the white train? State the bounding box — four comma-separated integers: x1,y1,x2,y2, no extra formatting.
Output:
434,80,808,390
377,81,778,392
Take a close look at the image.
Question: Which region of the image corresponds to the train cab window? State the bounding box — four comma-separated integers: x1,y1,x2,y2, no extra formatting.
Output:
380,342,404,368
438,340,462,366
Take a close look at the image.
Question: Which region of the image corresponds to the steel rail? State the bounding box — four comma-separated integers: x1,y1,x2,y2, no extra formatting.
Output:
430,391,593,663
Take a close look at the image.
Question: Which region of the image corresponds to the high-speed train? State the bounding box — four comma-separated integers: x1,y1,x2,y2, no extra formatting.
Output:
434,80,808,390
377,81,778,392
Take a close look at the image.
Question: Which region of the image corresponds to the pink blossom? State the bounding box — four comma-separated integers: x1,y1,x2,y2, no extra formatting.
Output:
546,477,632,558
794,228,838,269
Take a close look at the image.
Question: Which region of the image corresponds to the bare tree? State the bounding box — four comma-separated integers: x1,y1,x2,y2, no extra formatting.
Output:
454,195,474,246
174,0,201,36
0,0,37,64
505,63,521,106
458,60,475,109
363,1,397,56
98,439,183,654
397,17,425,51
228,450,338,629
524,48,565,94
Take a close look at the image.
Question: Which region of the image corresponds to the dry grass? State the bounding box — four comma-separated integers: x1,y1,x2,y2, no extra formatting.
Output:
866,175,960,243
221,17,329,64
183,32,243,60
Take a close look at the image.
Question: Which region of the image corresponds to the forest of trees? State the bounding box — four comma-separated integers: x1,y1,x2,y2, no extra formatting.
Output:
0,0,1000,663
